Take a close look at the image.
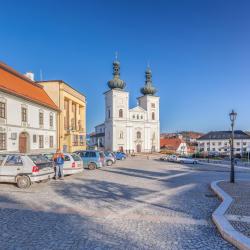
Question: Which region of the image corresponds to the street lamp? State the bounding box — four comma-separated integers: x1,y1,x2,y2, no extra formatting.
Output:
229,109,237,183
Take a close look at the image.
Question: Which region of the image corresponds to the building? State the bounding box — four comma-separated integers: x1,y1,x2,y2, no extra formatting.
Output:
89,123,105,148
197,130,250,155
0,62,58,153
38,80,86,153
95,58,160,153
160,137,188,155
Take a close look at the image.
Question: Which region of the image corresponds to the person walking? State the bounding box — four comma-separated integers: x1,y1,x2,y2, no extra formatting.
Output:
53,149,65,180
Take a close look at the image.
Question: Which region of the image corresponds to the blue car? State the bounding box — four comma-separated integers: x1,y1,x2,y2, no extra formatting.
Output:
74,150,105,170
115,152,126,160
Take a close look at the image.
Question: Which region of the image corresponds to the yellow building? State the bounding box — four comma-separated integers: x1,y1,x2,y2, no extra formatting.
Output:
38,80,86,152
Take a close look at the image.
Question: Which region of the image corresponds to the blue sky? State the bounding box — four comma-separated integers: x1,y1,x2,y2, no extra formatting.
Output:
1,0,250,133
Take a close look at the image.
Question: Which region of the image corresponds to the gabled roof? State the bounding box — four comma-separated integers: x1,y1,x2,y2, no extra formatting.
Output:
197,130,250,140
129,106,146,112
160,138,184,150
0,62,58,111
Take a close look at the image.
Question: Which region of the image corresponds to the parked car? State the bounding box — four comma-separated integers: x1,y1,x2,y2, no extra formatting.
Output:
177,157,198,164
74,150,105,170
167,155,178,162
104,151,116,166
43,153,84,176
61,153,83,176
0,154,54,189
115,152,126,160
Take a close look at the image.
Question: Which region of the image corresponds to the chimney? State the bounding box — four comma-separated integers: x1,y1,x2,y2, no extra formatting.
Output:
25,72,35,81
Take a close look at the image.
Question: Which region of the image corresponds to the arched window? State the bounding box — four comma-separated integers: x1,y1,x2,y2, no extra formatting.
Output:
137,114,139,119
137,131,141,139
108,109,111,119
152,112,155,120
141,115,143,119
119,109,123,118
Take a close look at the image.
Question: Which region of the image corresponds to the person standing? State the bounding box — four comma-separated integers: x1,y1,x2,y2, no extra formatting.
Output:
53,149,65,180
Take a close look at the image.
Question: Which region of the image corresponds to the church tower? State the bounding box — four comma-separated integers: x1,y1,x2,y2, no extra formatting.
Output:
137,66,160,152
104,57,129,151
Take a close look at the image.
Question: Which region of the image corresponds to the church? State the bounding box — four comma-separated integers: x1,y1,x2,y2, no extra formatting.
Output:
94,58,160,153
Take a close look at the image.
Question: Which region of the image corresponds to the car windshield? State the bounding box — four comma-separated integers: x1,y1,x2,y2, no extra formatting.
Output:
29,155,50,164
104,152,111,157
71,154,82,161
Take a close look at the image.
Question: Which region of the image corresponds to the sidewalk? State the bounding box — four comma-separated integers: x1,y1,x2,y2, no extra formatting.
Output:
219,181,250,238
211,180,250,250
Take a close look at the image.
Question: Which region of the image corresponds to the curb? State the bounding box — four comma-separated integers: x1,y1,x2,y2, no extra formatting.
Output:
211,180,250,250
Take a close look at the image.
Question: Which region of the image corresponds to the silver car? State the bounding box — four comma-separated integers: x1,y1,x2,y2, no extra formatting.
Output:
0,154,54,189
63,153,84,176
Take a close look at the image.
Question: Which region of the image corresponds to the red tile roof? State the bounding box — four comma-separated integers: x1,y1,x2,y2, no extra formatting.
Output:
160,138,183,150
0,62,58,110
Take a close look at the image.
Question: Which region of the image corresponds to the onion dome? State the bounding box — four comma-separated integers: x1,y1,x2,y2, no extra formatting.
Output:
140,66,157,95
107,59,126,90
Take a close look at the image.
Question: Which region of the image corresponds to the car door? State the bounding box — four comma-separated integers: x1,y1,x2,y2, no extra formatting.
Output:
1,155,23,183
0,154,7,182
80,151,89,166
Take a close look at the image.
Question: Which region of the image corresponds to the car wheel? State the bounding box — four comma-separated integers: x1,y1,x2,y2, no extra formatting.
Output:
106,160,112,166
121,157,125,161
88,163,96,170
16,175,31,189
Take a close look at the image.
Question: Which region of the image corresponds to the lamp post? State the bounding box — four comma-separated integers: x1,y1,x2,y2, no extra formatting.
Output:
229,110,237,183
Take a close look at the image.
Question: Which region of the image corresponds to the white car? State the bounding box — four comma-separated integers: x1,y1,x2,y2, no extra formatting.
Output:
63,153,84,175
177,157,198,164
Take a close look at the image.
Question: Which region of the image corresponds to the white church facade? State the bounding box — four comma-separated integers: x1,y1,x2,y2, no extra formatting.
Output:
95,59,160,153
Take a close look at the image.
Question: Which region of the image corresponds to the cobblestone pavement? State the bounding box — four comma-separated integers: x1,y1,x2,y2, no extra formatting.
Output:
1,158,250,249
219,180,250,238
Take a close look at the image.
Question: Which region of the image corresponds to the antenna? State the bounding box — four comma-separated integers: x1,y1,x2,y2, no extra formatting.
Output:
115,51,118,60
40,69,43,81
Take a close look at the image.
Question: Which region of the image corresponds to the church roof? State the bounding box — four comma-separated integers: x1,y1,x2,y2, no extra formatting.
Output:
140,67,157,96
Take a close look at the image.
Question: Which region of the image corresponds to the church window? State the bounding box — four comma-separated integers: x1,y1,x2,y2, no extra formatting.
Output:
137,131,141,139
151,103,155,108
152,112,155,120
133,115,135,119
119,109,123,118
119,131,123,139
137,114,139,119
108,109,111,119
141,115,143,119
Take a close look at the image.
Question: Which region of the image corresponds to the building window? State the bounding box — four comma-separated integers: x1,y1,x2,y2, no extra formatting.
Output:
151,103,155,108
137,131,141,139
152,112,155,120
49,136,54,148
39,112,44,126
50,114,53,127
133,115,135,119
39,135,44,148
141,115,143,119
73,135,78,146
212,142,215,146
236,142,240,146
243,142,247,146
33,135,37,143
218,142,222,146
0,133,6,150
108,109,111,119
119,109,123,118
207,142,210,145
80,135,84,146
137,114,139,119
0,102,6,119
21,107,27,122
119,131,123,139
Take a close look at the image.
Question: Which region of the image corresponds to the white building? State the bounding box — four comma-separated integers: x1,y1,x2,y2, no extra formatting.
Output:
96,59,160,153
197,130,250,155
0,62,58,153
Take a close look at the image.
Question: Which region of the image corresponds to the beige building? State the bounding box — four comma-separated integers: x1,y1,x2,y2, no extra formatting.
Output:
38,80,86,152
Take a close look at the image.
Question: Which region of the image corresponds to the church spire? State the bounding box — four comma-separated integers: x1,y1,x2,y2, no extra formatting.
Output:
107,53,126,90
140,65,157,96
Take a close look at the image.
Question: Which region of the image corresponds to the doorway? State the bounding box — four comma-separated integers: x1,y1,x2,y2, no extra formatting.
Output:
136,144,141,153
19,132,29,153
